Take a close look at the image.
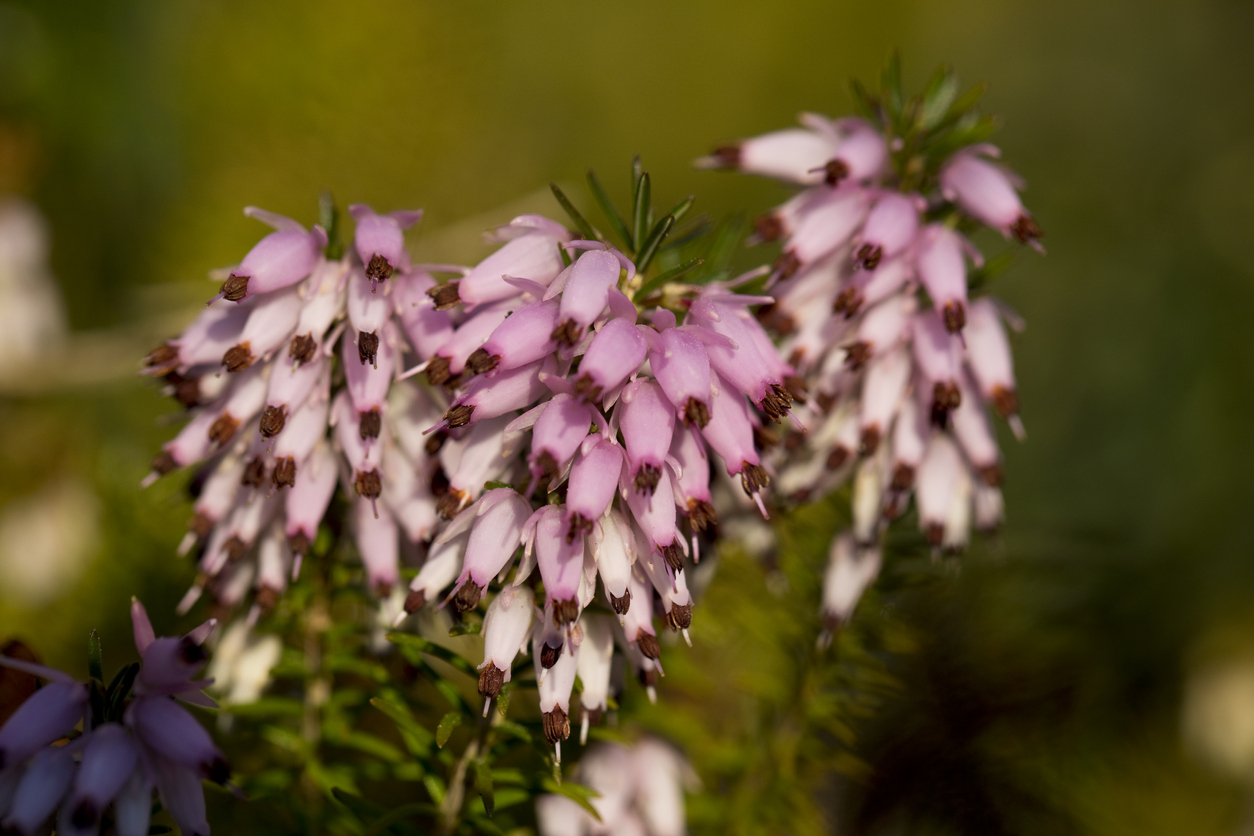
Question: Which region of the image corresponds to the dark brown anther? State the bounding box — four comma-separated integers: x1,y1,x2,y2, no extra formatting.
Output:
478,664,506,698
444,403,475,429
843,341,872,371
572,373,603,404
289,332,317,365
224,536,247,563
272,456,296,489
756,304,796,336
1011,214,1043,244
833,287,864,318
551,318,583,348
464,348,500,377
220,274,249,302
709,144,742,169
436,487,467,521
431,467,450,497
753,425,780,450
609,588,632,615
815,391,838,413
426,281,462,311
287,531,311,556
638,668,658,688
826,446,850,471
365,253,394,284
145,342,179,370
637,632,661,660
926,522,945,547
941,300,966,333
425,430,448,456
740,462,771,496
664,603,692,632
254,585,279,614
859,425,881,457
540,642,562,669
823,158,850,186
552,598,580,625
534,450,560,492
373,579,394,598
453,581,483,612
206,755,231,785
358,408,381,440
932,380,962,416
854,243,883,271
687,499,717,533
784,375,808,405
222,342,254,372
189,511,214,539
585,707,604,727
661,543,685,571
259,405,287,438
403,588,426,614
170,375,201,408
753,212,784,243
207,413,240,447
177,636,208,666
758,383,793,423
774,249,801,280
634,463,662,495
542,707,570,745
150,451,178,477
979,463,1003,487
990,385,1019,419
683,397,709,428
890,463,915,491
425,355,453,387
357,330,379,366
567,513,594,544
784,432,805,452
241,456,266,487
354,468,382,499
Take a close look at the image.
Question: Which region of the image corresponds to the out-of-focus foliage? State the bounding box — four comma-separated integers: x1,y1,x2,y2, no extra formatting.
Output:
2,1,1254,834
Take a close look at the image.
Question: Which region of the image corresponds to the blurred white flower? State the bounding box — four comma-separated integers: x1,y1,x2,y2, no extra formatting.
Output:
1182,652,1254,780
0,477,99,604
0,198,67,367
206,620,282,706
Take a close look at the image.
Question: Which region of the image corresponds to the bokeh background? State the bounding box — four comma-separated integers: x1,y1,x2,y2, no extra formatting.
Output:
2,0,1253,833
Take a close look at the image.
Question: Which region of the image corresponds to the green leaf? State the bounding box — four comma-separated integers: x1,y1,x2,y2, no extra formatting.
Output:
540,778,602,822
362,803,435,836
919,68,960,131
549,183,600,242
449,621,482,638
636,257,703,300
422,774,446,804
631,156,644,198
319,192,344,260
493,719,532,743
848,77,880,121
87,630,103,683
882,49,903,115
496,681,513,717
586,170,633,249
224,696,304,719
332,788,385,822
483,480,513,491
632,171,651,252
386,632,478,677
636,214,674,273
662,194,695,227
104,662,139,722
474,760,495,817
436,711,462,748
371,697,434,745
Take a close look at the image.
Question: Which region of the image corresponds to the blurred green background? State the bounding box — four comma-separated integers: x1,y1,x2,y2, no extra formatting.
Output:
2,0,1253,833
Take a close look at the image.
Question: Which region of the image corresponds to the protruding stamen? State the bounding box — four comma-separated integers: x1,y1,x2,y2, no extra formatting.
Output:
890,463,915,491
220,274,249,302
552,598,579,625
634,463,662,495
222,342,254,372
241,456,266,487
436,487,468,521
550,319,582,348
452,581,482,612
540,642,562,669
609,588,632,616
224,536,247,563
740,462,771,496
682,397,710,429
259,405,287,438
758,383,793,423
358,330,379,367
272,456,296,489
207,413,240,447
664,603,693,632
403,589,425,614
464,348,500,377
359,408,381,440
566,513,594,544
979,464,1003,487
637,633,661,660
774,250,801,280
687,499,717,533
354,468,382,500
426,281,462,311
854,242,882,271
478,663,506,698
942,300,966,333
833,286,864,318
661,543,685,572
1011,214,1043,244
425,355,453,387
365,253,394,286
287,531,311,556
823,158,850,186
753,213,783,243
444,404,475,429
859,425,881,457
572,373,603,404
844,341,872,371
289,333,316,365
826,446,851,471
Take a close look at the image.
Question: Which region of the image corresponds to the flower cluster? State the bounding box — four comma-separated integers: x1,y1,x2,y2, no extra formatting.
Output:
702,69,1040,629
0,600,224,836
535,739,689,836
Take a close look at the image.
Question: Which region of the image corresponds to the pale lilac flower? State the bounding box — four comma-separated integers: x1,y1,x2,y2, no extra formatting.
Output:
852,192,921,270
915,225,973,333
553,248,622,346
535,627,579,759
699,126,839,184
964,297,1025,437
464,298,560,377
566,437,625,541
348,204,422,289
818,533,882,641
527,505,587,624
941,145,1042,247
428,214,570,309
477,584,535,700
591,508,637,616
394,270,455,360
214,207,327,303
575,614,614,741
526,394,593,494
437,413,514,519
648,326,713,428
447,488,532,611
222,284,303,372
619,380,676,496
440,357,550,430
572,317,648,402
401,529,467,617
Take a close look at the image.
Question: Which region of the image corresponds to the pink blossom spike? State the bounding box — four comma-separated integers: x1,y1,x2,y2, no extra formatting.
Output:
554,249,621,347
127,696,229,783
650,327,712,429
964,297,1023,435
477,585,535,699
355,498,400,593
449,489,532,611
858,346,912,456
592,509,636,616
394,270,455,360
951,372,1002,486
853,192,920,270
941,146,1042,247
5,746,75,834
68,724,139,828
440,357,551,431
532,506,585,624
131,597,156,656
283,441,337,557
916,225,970,333
699,127,839,184
572,317,648,403
349,204,421,289
912,310,965,422
915,434,964,547
566,438,624,541
219,210,327,303
222,284,303,373
669,425,715,537
463,298,560,378
700,373,770,506
0,680,87,766
619,380,676,495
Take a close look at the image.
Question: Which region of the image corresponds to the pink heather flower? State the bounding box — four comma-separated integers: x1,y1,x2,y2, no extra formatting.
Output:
700,372,770,513
525,395,592,495
853,192,921,270
284,441,337,557
621,467,683,573
631,739,689,836
66,724,138,830
964,297,1024,437
431,214,570,309
618,380,676,495
775,186,870,272
536,794,591,836
440,357,550,430
638,543,694,636
156,301,250,372
833,255,912,320
888,393,928,497
552,248,622,346
689,291,795,421
700,126,840,184
591,508,636,616
466,298,561,378
534,626,579,758
669,425,716,543
941,145,1042,247
436,413,513,519
0,679,86,768
447,488,533,610
915,225,972,333
354,497,400,593
574,614,614,740
858,346,912,456
648,325,713,429
950,371,1001,485
818,533,882,636
262,353,325,436
348,204,422,290
800,115,890,184
526,505,586,624
912,310,965,420
214,207,327,304
915,433,964,547
401,529,467,617
5,746,75,834
394,270,455,360
286,258,347,364
222,284,303,373
423,300,514,386
566,437,625,540
572,316,648,402
477,585,535,698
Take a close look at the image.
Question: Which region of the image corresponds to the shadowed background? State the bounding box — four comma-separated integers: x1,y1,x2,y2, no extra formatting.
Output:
1,0,1252,833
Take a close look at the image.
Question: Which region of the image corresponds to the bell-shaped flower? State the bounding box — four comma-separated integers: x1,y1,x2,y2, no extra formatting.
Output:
888,391,928,495
858,345,911,456
833,254,912,320
431,215,570,309
438,413,513,519
649,326,712,428
447,488,532,610
566,437,624,541
700,126,838,184
0,679,86,768
941,146,1042,247
401,529,467,617
216,207,327,303
916,225,971,333
527,395,592,494
478,585,535,699
440,357,550,430
527,506,586,624
844,293,913,370
572,316,647,402
287,257,347,364
819,533,882,633
553,248,622,346
464,298,560,377
354,498,399,593
854,192,920,270
915,434,963,546
65,724,139,830
912,311,964,421
349,205,422,290
222,284,303,372
776,187,869,274
261,353,325,437
950,372,1001,486
669,425,715,539
964,297,1024,437
575,614,614,740
283,440,338,557
700,373,770,513
801,115,889,184
127,695,228,784
394,270,455,360
535,630,579,757
4,746,75,835
592,508,636,615
619,380,676,495
424,300,513,386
